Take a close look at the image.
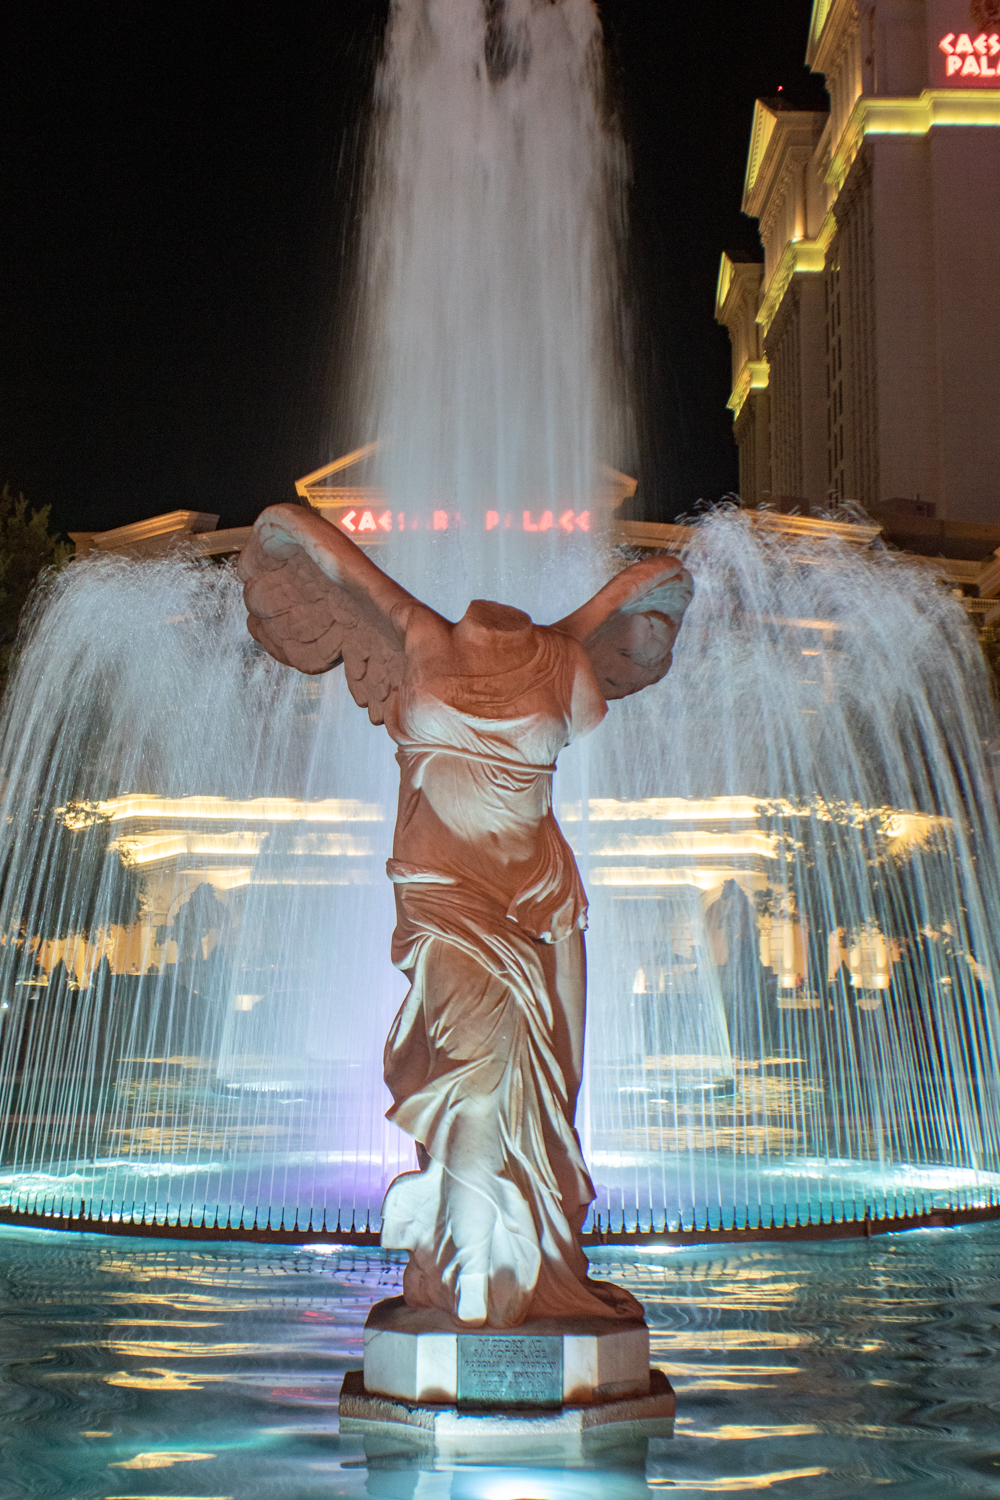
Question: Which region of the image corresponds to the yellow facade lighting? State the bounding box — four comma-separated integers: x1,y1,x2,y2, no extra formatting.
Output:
559,796,774,823
591,831,780,859
806,0,834,60
715,252,736,320
748,84,1000,346
743,102,780,201
829,89,1000,194
591,866,769,892
110,829,377,868
63,795,384,825
756,213,837,338
727,358,771,419
293,442,381,504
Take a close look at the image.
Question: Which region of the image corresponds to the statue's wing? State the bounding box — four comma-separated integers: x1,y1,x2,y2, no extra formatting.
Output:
554,553,693,700
237,504,440,724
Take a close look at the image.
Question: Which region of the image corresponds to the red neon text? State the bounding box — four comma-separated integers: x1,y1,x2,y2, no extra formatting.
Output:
340,509,393,533
939,32,1000,75
523,509,590,533
336,507,592,537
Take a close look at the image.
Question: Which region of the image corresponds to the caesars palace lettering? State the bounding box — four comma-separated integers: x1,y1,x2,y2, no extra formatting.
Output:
939,30,1000,75
336,507,591,535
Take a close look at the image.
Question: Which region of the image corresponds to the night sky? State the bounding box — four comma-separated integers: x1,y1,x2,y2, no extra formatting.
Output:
0,2,829,538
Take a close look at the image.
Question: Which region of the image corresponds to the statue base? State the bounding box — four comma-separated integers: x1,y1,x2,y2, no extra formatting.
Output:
358,1294,660,1407
339,1367,675,1450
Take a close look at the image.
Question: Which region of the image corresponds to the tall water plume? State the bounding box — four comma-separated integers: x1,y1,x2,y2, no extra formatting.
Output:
353,0,629,612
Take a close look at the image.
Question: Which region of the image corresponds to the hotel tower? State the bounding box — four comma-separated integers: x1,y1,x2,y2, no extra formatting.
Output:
716,0,1000,542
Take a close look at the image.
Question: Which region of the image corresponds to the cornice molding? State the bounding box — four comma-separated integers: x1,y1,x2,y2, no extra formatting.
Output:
757,145,821,241
743,102,780,204
714,254,763,327
69,511,219,557
756,211,837,338
744,109,829,220
728,359,771,420
805,0,837,68
828,88,1000,191
294,441,380,499
808,0,858,74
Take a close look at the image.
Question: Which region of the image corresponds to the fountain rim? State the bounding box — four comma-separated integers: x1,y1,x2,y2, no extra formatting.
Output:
1,1199,998,1248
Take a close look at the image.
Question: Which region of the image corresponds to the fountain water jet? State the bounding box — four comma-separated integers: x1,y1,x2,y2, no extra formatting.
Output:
351,0,630,613
2,510,1000,1237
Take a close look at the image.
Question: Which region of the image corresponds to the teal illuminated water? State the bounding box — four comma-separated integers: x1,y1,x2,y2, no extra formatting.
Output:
4,1224,1000,1497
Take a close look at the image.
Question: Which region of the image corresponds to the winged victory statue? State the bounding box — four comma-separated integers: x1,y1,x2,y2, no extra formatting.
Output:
239,504,693,1329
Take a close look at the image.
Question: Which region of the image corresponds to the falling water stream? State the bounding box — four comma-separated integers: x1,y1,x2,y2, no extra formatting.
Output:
354,0,630,593
1,511,998,1235
1,0,1000,1238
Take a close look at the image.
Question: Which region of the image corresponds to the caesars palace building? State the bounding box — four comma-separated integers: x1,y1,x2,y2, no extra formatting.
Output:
715,0,1000,556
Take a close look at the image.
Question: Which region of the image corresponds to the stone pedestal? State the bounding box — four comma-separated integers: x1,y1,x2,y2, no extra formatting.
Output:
341,1296,671,1446
362,1295,651,1407
339,1368,675,1451
345,1296,673,1452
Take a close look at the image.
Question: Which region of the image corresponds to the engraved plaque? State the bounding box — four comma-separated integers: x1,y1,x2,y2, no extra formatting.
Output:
457,1334,562,1407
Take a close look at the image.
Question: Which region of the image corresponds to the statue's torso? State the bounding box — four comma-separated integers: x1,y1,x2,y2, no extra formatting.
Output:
383,620,605,941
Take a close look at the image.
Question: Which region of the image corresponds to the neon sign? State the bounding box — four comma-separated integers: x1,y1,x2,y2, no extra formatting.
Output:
937,29,1000,78
334,508,591,537
516,510,590,533
339,508,393,534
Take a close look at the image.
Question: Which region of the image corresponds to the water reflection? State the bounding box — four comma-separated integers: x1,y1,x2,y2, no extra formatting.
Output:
4,1223,1000,1497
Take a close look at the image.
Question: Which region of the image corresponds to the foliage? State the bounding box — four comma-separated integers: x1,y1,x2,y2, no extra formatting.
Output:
755,795,968,938
753,794,979,987
155,882,228,963
0,800,146,948
0,484,73,695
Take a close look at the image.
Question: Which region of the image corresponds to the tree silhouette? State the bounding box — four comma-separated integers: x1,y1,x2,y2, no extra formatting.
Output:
0,799,146,947
156,882,228,964
0,485,73,696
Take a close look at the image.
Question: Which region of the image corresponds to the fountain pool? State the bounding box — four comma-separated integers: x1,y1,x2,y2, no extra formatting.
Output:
4,1220,1000,1497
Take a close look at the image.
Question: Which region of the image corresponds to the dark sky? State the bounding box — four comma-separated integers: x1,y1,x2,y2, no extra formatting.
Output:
0,2,828,537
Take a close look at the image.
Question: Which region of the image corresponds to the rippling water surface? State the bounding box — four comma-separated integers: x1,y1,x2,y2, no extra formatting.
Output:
3,1222,1000,1498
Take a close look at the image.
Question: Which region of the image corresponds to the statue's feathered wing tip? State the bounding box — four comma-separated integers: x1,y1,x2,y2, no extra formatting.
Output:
556,553,693,701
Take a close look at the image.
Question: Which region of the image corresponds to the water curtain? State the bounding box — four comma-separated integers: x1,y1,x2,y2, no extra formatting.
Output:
0,511,998,1232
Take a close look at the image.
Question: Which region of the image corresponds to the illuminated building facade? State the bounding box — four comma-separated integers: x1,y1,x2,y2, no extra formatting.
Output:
715,0,1000,531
